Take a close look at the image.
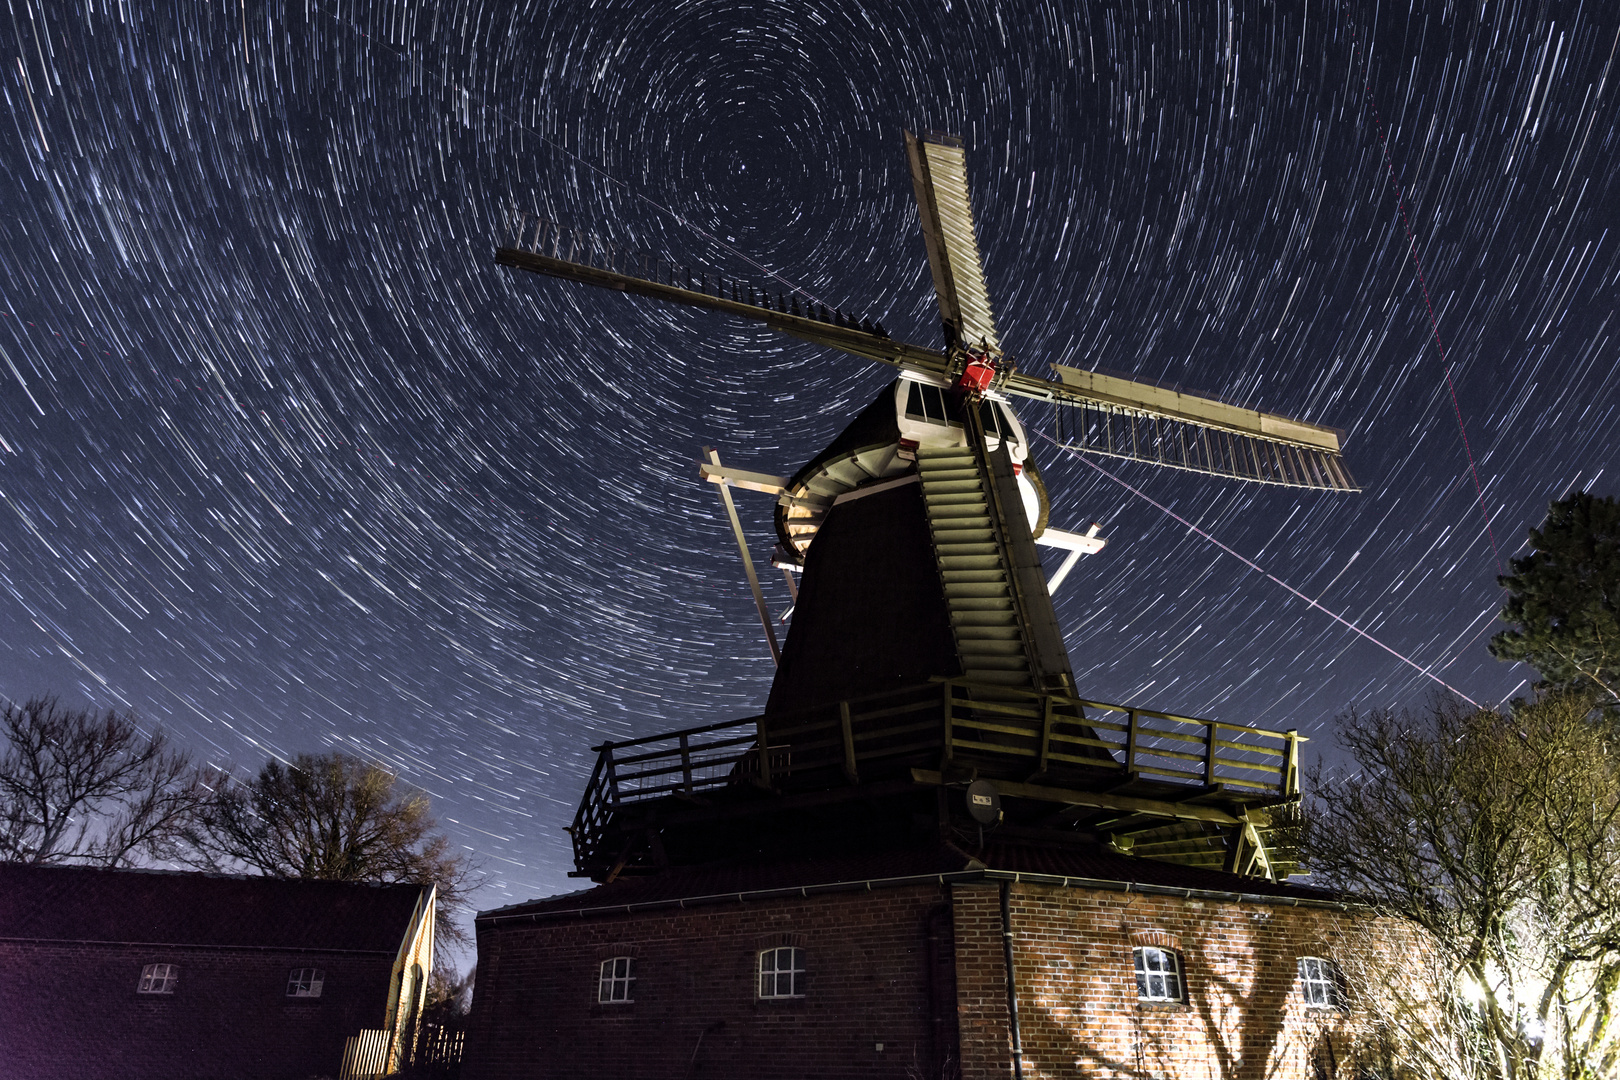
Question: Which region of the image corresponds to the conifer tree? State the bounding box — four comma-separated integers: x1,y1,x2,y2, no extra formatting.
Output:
1491,490,1620,703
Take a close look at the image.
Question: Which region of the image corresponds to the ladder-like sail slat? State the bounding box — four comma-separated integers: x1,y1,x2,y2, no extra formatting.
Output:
905,131,1000,354
1053,399,1359,491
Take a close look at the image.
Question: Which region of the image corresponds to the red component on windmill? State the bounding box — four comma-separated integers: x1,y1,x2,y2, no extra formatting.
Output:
958,357,996,394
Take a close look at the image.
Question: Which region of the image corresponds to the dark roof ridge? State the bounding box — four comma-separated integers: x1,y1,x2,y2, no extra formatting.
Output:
0,862,428,952
4,861,419,888
478,836,1343,925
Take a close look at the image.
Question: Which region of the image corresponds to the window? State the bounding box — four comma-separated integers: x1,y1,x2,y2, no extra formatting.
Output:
138,963,178,995
1298,957,1345,1008
758,946,805,999
598,957,635,1003
904,382,951,425
287,968,325,998
1134,947,1183,1002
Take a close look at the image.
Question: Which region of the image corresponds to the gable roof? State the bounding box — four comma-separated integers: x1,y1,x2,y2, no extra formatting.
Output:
0,863,427,954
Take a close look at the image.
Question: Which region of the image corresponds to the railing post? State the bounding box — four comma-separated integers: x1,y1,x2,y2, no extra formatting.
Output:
1283,730,1300,795
680,732,693,796
839,701,859,785
602,743,619,808
1125,710,1139,774
1204,722,1218,786
941,682,955,770
756,715,772,787
1037,694,1055,774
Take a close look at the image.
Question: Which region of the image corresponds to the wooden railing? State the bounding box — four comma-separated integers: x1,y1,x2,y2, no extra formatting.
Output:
569,678,1303,870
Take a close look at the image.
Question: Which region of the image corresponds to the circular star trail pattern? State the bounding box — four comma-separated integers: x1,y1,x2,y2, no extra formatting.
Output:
2,1,1617,929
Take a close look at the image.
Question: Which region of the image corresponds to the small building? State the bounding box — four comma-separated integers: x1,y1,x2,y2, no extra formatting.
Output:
0,863,435,1080
465,836,1405,1080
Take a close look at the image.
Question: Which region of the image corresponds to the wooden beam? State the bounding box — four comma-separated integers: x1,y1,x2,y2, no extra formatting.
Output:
910,769,1242,827
698,461,791,496
839,701,859,786
706,447,780,666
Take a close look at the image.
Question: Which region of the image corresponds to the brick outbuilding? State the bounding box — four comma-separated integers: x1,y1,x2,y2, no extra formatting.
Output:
0,863,436,1080
466,838,1405,1080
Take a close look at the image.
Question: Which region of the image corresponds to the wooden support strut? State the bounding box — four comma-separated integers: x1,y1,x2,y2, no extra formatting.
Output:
840,701,859,785
705,447,781,666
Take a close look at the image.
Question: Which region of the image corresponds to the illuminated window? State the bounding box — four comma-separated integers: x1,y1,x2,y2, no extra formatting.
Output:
1133,947,1183,1002
758,947,805,999
138,963,178,994
287,968,325,998
904,382,950,425
598,957,635,1003
1298,957,1345,1008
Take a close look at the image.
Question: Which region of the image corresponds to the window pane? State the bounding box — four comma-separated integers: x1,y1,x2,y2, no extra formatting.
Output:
923,385,946,423
994,403,1017,441
139,963,176,994
906,383,926,419
979,401,999,436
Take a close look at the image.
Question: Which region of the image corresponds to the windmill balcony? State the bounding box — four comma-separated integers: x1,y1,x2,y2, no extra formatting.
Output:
567,678,1305,881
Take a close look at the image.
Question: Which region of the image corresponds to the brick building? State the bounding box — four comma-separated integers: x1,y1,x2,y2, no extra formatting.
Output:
0,863,436,1080
466,837,1401,1080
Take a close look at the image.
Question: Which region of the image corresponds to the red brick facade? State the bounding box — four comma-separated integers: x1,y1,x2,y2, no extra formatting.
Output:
951,882,1389,1079
467,874,1406,1080
0,940,395,1080
467,884,959,1079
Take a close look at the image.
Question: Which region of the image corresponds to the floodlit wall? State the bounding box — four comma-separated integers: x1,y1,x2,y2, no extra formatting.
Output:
952,882,1412,1080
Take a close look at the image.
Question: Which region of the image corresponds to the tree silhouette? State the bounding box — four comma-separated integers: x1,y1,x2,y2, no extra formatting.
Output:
191,752,477,950
0,697,209,866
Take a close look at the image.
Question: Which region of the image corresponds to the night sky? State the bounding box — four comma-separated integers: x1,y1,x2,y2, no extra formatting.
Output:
2,0,1616,938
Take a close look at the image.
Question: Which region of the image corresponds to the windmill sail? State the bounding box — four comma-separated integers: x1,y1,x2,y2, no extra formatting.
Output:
905,131,1000,354
1037,365,1358,491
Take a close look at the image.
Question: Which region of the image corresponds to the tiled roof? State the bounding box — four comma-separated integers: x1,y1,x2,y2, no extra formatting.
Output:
0,863,426,953
480,837,1338,923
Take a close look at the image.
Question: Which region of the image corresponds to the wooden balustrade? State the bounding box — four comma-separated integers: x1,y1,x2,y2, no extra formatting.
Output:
569,678,1303,872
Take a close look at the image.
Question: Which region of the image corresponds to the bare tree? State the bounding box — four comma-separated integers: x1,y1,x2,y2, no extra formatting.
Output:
190,752,478,951
0,697,210,866
1304,693,1620,1080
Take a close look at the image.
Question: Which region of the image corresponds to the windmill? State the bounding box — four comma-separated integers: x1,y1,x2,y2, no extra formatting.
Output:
497,131,1355,884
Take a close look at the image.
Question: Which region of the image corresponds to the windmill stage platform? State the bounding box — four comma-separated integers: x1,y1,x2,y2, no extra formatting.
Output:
569,676,1304,884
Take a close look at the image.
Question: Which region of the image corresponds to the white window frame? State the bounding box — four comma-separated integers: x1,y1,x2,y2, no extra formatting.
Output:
138,962,178,995
1298,957,1345,1008
1133,946,1184,1002
598,956,635,1004
757,946,805,999
286,967,325,998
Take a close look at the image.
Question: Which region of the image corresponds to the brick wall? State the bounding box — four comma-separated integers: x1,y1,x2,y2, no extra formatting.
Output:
464,884,959,1080
0,939,395,1080
951,882,1412,1080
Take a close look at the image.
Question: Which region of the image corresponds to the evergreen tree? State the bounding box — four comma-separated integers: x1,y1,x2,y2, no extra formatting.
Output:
1491,490,1620,702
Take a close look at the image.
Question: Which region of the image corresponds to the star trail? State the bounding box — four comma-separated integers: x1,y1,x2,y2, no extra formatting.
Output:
2,1,1617,940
